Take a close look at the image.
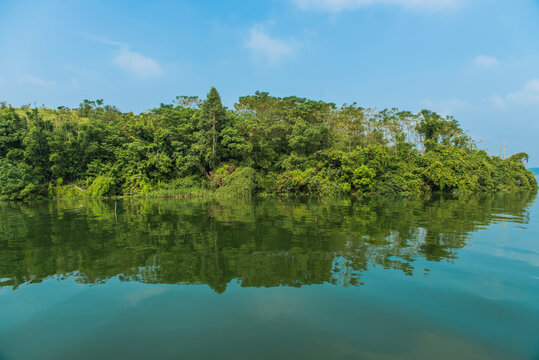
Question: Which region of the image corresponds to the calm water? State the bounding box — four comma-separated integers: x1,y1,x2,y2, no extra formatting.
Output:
0,193,538,360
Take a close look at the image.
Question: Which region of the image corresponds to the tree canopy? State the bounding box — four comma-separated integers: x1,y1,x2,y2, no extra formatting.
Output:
0,88,536,200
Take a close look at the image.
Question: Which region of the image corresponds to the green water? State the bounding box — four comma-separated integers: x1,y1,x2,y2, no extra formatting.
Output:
0,193,538,360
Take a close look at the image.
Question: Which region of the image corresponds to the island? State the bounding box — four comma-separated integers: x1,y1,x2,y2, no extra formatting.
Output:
0,87,536,200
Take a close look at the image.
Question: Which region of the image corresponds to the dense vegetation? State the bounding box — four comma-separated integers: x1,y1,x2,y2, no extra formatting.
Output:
0,88,536,200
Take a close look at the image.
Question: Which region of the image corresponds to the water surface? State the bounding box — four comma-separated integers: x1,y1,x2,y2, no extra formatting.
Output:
0,193,538,360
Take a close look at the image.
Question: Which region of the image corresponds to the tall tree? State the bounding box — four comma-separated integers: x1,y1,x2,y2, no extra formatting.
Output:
23,109,52,182
199,87,226,170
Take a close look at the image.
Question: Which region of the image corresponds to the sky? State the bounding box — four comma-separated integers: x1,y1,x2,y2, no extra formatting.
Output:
0,0,538,165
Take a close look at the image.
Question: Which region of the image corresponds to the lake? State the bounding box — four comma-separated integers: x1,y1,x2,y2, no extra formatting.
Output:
0,193,538,360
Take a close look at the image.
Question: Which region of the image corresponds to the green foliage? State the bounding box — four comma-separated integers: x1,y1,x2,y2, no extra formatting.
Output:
415,110,473,150
87,176,116,197
276,169,315,195
19,183,39,199
493,156,538,191
0,89,536,199
53,184,87,198
275,169,342,196
196,87,227,171
0,159,34,200
351,165,376,192
215,166,257,198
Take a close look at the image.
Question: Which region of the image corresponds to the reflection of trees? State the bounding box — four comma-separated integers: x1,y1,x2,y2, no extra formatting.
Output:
0,192,536,293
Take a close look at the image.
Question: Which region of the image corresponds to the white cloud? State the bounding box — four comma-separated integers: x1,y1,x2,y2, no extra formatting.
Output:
489,95,506,109
246,25,296,63
20,74,55,87
491,79,539,108
424,98,467,116
86,34,126,47
87,34,164,78
123,286,168,307
292,0,462,12
69,77,80,89
474,55,499,68
506,79,539,106
112,47,163,78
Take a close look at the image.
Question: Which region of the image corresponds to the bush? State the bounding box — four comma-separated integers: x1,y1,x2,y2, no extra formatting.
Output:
122,174,153,195
351,165,376,192
275,169,342,196
19,183,39,199
216,166,257,197
87,176,116,197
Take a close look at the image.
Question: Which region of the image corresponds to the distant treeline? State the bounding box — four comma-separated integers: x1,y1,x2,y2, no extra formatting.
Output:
0,88,536,200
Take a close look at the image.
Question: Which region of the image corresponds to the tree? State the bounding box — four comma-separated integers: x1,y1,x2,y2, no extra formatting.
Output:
23,109,52,183
199,87,226,171
415,110,473,151
0,92,535,199
0,107,26,159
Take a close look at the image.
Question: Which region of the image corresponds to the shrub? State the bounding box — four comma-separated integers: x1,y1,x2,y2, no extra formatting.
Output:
88,176,116,197
216,166,257,197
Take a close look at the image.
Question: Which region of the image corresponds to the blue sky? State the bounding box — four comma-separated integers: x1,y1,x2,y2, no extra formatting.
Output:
1,0,538,165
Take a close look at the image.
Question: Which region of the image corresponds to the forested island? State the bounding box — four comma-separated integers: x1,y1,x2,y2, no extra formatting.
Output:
0,88,536,200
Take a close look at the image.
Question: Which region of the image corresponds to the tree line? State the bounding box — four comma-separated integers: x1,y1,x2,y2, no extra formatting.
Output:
0,88,536,200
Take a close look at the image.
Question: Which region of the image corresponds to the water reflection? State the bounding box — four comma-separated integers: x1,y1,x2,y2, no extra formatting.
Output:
0,192,535,293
